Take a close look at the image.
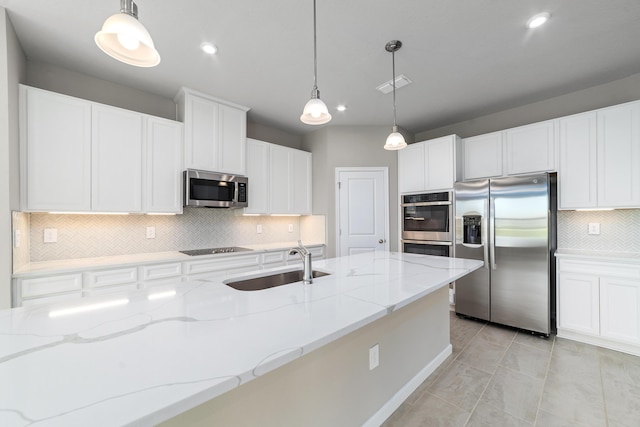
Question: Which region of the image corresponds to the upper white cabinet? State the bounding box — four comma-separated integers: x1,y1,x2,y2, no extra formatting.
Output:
462,131,503,180
558,101,640,209
461,120,556,181
558,112,598,209
504,120,556,175
20,85,183,214
20,86,92,212
596,101,640,208
398,134,461,193
175,87,249,175
92,104,143,212
245,138,312,215
145,117,184,213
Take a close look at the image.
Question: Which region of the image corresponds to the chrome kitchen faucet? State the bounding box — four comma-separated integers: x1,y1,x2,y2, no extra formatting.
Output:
289,240,313,284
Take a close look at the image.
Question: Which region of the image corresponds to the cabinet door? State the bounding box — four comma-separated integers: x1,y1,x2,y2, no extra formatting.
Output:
558,112,597,209
92,105,143,212
245,138,270,214
398,142,425,193
218,104,246,175
145,117,183,213
462,132,503,180
597,102,640,208
269,145,293,213
184,94,218,171
21,86,92,212
292,149,312,214
600,276,640,344
425,135,455,190
557,272,600,336
505,120,556,175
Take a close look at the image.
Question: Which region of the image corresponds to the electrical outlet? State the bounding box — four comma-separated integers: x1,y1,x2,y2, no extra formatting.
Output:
13,230,21,248
369,344,380,370
43,228,57,243
146,227,156,239
588,223,600,235
257,224,263,234
288,224,294,233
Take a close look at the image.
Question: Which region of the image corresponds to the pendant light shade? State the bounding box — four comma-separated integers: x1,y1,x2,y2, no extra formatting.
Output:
383,40,406,150
300,0,331,125
95,0,160,67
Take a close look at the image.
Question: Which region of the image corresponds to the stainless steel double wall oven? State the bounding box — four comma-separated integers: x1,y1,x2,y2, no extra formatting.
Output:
401,191,453,257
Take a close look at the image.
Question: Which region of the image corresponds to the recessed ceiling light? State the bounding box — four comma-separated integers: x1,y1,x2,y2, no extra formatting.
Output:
336,105,347,112
527,12,550,29
201,42,218,54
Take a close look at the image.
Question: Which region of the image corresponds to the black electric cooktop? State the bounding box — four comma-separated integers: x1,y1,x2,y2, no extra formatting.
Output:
179,247,253,256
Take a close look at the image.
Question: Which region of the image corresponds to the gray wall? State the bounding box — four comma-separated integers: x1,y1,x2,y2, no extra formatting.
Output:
416,72,640,141
0,8,26,309
302,126,407,258
247,121,302,149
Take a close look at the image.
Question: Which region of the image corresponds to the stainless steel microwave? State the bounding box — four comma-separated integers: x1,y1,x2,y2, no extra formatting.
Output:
184,169,248,208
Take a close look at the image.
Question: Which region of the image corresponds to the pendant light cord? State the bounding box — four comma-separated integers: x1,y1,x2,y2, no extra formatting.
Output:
391,48,397,127
312,0,319,93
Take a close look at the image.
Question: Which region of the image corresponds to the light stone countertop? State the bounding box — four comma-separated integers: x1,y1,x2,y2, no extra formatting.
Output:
0,252,482,426
554,248,640,265
12,242,325,277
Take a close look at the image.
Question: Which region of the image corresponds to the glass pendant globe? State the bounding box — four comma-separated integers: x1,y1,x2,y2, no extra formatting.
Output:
300,97,332,125
95,12,160,67
384,130,407,150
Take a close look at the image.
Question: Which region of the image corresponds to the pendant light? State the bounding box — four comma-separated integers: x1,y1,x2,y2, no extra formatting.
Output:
383,40,407,150
300,0,331,125
95,0,161,67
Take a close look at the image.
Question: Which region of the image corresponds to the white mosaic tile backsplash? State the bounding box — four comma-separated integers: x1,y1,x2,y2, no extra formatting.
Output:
28,209,326,262
557,209,640,253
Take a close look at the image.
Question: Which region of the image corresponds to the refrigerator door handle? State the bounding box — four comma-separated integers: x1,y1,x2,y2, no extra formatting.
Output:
482,199,489,269
489,197,497,270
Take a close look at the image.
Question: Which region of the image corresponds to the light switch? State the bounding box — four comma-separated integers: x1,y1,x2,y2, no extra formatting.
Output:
146,227,156,239
257,224,263,234
13,230,21,248
588,223,600,235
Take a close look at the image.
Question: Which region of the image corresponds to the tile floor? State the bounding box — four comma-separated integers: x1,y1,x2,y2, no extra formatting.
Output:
382,311,640,426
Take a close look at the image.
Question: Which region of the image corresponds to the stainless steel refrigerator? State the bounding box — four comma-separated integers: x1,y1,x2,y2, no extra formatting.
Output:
454,173,556,335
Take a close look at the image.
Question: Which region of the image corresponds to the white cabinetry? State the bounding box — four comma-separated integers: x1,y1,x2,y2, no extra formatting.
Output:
398,134,461,193
504,120,556,175
19,85,183,214
92,105,144,212
558,112,598,209
557,257,640,355
462,131,503,180
145,117,184,213
557,101,640,209
596,101,640,208
245,139,312,215
20,86,92,212
175,87,249,175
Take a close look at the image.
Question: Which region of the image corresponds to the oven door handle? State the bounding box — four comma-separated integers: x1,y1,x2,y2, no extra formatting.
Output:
402,201,452,207
402,240,452,246
404,217,425,220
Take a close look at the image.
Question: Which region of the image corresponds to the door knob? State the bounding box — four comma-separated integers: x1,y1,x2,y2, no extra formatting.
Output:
378,239,384,244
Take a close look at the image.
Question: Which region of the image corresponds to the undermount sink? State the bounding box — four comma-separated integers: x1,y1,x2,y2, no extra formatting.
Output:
225,269,330,291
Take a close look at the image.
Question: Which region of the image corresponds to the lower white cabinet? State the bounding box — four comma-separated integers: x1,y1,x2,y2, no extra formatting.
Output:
557,258,640,353
13,245,325,307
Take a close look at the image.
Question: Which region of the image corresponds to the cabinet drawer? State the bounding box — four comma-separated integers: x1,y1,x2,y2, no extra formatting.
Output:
262,251,287,265
184,254,261,275
141,263,182,281
20,274,83,298
84,283,138,296
558,259,640,279
309,245,325,259
142,276,184,289
85,268,138,288
21,292,83,307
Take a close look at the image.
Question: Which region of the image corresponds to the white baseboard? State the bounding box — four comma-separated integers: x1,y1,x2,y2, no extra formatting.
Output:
557,329,640,357
363,344,453,427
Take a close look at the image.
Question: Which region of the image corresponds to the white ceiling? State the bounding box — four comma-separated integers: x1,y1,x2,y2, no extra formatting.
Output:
3,0,640,136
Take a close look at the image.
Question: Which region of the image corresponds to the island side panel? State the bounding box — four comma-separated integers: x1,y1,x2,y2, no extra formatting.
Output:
159,286,450,427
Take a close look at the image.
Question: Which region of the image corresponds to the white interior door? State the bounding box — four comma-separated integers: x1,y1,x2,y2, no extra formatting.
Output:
336,168,389,256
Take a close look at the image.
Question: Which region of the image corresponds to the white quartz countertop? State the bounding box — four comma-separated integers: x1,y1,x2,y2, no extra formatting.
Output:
554,248,640,265
12,242,325,277
0,252,482,426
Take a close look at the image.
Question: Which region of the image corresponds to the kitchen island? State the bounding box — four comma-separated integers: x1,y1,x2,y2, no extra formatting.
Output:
0,252,482,426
